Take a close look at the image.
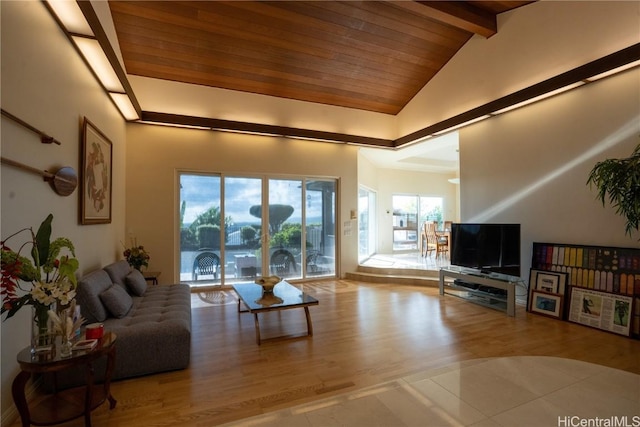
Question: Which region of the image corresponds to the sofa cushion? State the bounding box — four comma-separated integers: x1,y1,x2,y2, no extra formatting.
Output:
100,284,133,318
76,269,112,323
125,269,147,296
104,260,132,289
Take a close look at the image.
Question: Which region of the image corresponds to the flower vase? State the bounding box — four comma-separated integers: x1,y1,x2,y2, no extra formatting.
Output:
55,305,77,357
59,336,73,358
31,304,54,354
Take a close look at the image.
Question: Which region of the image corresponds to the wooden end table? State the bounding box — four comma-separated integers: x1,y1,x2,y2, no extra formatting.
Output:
144,271,161,285
12,332,117,427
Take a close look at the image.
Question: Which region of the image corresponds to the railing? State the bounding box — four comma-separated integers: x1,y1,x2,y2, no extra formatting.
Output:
180,224,333,280
216,224,323,249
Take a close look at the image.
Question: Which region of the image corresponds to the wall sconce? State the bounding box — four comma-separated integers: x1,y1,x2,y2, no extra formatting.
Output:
43,0,140,121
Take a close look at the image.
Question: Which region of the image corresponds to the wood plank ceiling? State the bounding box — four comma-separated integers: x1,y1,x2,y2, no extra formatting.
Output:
108,1,533,115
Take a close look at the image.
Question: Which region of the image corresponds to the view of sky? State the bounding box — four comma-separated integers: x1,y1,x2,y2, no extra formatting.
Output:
180,174,328,226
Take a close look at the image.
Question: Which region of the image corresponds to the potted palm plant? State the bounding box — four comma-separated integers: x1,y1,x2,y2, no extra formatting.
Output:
587,143,640,238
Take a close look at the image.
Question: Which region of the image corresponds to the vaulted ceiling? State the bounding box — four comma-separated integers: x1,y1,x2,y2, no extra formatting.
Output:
108,1,533,116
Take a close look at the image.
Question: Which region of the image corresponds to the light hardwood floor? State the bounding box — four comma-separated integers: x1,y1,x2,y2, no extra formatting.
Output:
17,280,640,426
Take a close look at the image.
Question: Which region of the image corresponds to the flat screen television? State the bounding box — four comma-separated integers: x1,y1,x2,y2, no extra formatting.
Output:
450,223,521,278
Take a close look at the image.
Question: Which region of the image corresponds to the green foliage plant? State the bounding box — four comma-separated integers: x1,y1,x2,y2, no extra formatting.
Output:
181,206,232,250
240,226,258,246
1,214,79,319
270,223,312,251
197,224,221,249
587,143,640,238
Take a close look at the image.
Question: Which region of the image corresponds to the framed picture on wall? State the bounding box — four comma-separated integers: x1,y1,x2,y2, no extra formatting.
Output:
80,117,112,224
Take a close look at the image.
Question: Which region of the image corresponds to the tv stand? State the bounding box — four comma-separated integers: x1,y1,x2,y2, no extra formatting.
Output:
439,268,516,316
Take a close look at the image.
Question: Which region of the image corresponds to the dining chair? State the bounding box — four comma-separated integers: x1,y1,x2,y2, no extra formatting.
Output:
425,222,449,259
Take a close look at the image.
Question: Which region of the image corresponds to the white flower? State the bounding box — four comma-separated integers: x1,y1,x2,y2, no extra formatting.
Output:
30,279,76,307
57,290,76,306
31,282,56,305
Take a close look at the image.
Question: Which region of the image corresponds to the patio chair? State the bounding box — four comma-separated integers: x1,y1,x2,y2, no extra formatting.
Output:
192,251,220,280
306,250,321,274
270,249,296,276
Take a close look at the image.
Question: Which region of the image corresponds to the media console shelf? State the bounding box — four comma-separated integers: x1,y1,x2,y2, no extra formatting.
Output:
439,268,517,316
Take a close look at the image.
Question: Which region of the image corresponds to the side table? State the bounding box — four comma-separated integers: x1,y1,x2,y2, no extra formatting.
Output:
12,332,117,427
144,271,161,285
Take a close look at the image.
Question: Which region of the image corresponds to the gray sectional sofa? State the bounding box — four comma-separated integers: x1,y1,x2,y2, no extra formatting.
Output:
46,260,191,389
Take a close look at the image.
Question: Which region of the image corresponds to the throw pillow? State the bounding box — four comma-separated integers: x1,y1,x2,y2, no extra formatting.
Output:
125,269,148,296
100,284,133,318
76,270,112,323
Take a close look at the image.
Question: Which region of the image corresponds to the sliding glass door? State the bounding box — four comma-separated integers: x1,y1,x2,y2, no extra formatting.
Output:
224,177,262,284
305,179,336,277
268,179,303,279
179,174,222,283
179,173,336,286
392,195,443,252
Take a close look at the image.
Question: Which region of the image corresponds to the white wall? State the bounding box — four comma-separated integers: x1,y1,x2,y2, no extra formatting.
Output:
1,1,126,421
129,76,398,140
398,1,640,138
124,124,359,282
458,67,640,281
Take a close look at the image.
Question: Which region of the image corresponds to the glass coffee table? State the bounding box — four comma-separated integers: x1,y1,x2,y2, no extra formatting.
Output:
232,281,319,345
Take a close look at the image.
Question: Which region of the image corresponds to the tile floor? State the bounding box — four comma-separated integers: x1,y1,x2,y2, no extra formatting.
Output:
221,356,640,427
360,251,450,271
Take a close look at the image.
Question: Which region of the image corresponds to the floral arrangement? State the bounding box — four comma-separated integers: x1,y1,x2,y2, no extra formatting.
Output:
1,214,79,320
123,238,150,271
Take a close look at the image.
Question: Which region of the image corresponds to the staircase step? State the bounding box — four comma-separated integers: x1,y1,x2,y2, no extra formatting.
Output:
356,265,439,278
345,270,439,287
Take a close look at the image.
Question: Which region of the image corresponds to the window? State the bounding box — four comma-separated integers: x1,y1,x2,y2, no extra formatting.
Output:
358,187,376,260
179,173,336,286
392,195,443,251
224,176,262,284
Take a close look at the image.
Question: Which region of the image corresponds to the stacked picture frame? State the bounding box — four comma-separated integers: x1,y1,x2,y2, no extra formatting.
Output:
529,242,639,339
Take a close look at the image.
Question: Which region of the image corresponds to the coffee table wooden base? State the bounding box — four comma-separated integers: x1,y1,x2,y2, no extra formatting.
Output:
238,300,314,344
232,282,319,345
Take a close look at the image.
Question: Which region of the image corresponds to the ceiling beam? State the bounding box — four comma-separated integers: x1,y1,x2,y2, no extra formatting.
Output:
140,112,395,148
75,1,142,116
140,43,639,149
394,43,640,147
395,1,497,38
